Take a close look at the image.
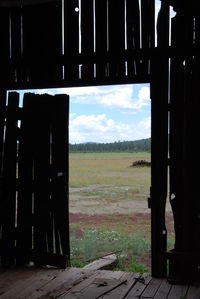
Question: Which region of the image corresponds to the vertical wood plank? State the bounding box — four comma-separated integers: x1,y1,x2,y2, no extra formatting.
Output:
64,0,80,81
168,13,200,282
150,1,169,277
140,0,155,75
23,2,62,83
10,8,22,83
33,95,51,255
108,0,125,78
182,16,200,280
1,92,19,266
17,93,34,264
95,0,108,79
141,0,155,49
126,0,140,76
0,90,7,180
51,95,70,261
169,14,185,262
0,8,10,83
0,91,7,256
81,0,94,80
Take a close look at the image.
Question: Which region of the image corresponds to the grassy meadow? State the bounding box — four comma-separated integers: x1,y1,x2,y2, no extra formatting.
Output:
69,152,174,273
69,152,150,191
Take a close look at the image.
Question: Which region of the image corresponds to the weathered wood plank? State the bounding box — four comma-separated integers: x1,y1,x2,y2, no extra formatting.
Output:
61,271,100,298
140,0,154,75
0,268,41,297
51,95,70,261
64,0,79,80
101,272,140,299
126,0,140,76
186,284,200,299
168,14,187,282
0,90,7,173
81,0,94,80
33,95,50,255
62,270,123,298
10,8,22,82
0,9,10,83
169,14,185,252
83,254,117,271
12,269,62,299
95,0,107,79
80,277,127,299
181,16,200,281
0,268,50,299
125,274,152,298
167,284,188,299
141,0,154,49
33,268,94,299
141,277,163,298
0,269,194,299
153,279,171,299
0,90,7,262
108,0,125,78
23,2,62,83
17,93,35,265
1,92,19,266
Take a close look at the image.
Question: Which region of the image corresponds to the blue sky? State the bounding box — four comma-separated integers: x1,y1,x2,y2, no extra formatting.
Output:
68,84,151,143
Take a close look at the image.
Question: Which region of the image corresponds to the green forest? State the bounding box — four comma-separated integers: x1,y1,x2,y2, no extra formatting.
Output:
69,138,151,153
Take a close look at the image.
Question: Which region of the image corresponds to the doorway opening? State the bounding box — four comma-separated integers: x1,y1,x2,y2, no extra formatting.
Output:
10,82,174,273
66,83,153,273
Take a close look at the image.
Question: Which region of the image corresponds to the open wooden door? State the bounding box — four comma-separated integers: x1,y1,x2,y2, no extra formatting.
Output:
0,92,70,268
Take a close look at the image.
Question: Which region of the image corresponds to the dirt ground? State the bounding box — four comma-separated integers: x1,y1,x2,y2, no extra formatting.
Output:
69,153,174,270
69,185,174,238
70,212,174,236
69,185,175,271
69,186,172,215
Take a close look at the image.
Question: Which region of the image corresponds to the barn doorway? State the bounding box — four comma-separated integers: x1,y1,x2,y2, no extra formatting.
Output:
14,83,153,272
67,83,152,272
3,80,174,273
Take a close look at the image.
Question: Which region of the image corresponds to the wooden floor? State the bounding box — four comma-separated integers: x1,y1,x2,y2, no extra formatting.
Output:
0,267,200,298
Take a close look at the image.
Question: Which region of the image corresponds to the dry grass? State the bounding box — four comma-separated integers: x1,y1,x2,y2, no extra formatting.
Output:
69,152,174,272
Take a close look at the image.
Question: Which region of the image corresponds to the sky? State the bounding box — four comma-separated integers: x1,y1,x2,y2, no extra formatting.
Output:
16,0,175,145
67,84,151,144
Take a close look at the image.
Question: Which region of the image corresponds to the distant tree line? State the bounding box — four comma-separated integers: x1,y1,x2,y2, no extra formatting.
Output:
69,138,151,153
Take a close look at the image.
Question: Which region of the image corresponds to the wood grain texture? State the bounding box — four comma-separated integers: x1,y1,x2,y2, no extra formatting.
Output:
0,268,193,299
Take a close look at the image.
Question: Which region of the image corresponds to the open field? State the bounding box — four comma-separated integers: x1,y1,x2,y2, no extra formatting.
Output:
69,152,174,272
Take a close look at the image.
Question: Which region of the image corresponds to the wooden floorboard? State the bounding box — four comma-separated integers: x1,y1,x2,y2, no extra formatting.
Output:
154,279,172,299
0,267,199,298
167,284,189,299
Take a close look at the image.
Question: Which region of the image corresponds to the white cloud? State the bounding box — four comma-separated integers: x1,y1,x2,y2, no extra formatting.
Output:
131,86,150,110
138,86,150,100
69,113,151,144
138,117,151,131
20,84,150,112
99,85,134,109
69,84,150,111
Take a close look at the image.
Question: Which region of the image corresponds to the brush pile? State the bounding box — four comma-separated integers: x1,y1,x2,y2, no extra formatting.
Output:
131,160,151,167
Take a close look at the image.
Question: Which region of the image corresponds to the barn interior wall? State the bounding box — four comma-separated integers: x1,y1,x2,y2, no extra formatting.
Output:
0,0,200,283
